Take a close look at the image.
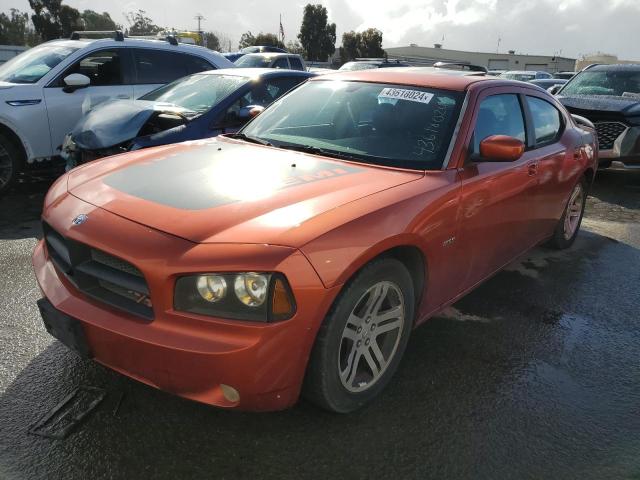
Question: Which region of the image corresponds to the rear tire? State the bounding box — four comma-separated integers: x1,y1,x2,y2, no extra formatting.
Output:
303,258,415,413
0,133,23,195
598,160,612,169
547,177,587,250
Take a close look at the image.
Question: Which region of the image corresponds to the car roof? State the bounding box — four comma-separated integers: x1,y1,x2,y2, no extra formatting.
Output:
311,67,492,91
47,37,224,55
241,52,300,59
195,67,314,78
503,70,539,74
587,63,640,72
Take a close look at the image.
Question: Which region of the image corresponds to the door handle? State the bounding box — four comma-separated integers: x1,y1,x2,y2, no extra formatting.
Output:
528,162,538,176
116,94,130,99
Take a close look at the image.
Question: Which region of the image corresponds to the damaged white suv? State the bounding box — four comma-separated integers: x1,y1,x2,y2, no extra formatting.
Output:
0,32,233,193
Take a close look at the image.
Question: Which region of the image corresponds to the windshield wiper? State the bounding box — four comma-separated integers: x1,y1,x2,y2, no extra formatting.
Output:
276,144,365,162
228,133,272,146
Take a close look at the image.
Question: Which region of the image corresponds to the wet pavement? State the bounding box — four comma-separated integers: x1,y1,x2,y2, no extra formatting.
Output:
1,169,639,479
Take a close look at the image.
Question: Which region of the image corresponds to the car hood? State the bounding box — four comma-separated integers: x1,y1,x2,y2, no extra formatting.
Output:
67,137,423,246
71,100,196,150
558,95,640,116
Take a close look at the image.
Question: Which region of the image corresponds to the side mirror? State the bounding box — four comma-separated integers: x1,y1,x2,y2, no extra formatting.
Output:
479,135,525,162
238,105,265,121
63,73,90,93
547,84,562,95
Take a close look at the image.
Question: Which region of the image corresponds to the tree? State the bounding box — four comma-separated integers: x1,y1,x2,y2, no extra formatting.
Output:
298,4,336,62
125,10,161,36
238,31,255,49
0,9,39,46
339,31,359,63
254,32,284,49
286,40,305,56
81,10,119,31
202,31,220,51
238,31,283,50
59,4,82,37
340,28,385,63
29,0,62,41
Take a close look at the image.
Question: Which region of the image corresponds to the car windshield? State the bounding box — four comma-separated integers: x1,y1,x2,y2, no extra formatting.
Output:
339,62,380,71
242,80,464,170
235,56,274,68
0,44,79,84
140,74,249,113
500,72,536,81
560,70,640,97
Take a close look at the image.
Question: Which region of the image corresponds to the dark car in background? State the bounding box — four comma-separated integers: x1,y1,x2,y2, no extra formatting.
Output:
223,46,288,63
530,78,568,90
235,53,306,71
500,70,552,81
62,68,314,167
556,64,640,168
339,58,411,71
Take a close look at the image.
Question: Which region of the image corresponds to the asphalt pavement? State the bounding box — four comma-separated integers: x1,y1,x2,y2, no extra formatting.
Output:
0,169,639,480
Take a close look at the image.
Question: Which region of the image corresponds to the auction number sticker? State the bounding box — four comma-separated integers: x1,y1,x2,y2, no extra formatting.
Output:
378,88,434,104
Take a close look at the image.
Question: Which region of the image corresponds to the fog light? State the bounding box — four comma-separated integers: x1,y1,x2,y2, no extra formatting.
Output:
220,384,240,403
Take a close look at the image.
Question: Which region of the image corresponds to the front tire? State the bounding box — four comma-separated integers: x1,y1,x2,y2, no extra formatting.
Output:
304,258,415,413
547,177,587,250
0,133,23,195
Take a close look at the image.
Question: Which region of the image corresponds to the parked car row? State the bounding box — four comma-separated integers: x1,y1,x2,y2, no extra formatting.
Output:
0,32,234,193
32,61,598,413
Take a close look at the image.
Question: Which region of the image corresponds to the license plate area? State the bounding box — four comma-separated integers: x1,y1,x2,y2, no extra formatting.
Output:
38,298,92,358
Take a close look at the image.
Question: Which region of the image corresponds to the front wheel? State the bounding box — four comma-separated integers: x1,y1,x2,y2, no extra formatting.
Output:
303,258,415,413
547,177,587,250
0,133,23,195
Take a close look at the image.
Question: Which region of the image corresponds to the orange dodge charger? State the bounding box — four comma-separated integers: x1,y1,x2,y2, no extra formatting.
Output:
33,68,597,412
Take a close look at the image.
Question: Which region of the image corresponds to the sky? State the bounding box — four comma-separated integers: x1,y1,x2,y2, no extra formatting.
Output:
3,0,640,60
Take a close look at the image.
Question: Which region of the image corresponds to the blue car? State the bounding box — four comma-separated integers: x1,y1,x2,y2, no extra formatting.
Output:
63,68,314,167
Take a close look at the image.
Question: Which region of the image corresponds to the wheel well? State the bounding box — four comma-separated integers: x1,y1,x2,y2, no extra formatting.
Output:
0,123,26,161
377,245,426,313
584,167,595,185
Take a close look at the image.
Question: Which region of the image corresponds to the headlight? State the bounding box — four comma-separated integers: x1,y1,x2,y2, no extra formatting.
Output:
234,273,269,306
196,275,227,303
174,272,296,322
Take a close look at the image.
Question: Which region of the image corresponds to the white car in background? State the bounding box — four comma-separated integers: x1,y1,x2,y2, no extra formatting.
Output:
0,32,234,193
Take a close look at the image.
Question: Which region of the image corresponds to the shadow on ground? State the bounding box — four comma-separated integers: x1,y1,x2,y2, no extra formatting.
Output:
1,229,639,480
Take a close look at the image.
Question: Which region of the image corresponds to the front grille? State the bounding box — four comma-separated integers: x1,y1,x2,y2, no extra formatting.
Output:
594,121,627,150
43,223,153,320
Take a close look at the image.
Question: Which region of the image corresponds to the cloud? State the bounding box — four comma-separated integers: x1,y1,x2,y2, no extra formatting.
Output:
4,0,640,59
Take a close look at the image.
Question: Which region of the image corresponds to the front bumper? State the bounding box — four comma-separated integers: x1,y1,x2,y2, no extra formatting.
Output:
597,125,640,168
32,197,339,411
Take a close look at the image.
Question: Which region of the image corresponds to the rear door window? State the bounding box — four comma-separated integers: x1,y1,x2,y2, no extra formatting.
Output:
472,94,526,155
288,57,304,71
272,57,290,69
526,96,562,146
133,49,187,84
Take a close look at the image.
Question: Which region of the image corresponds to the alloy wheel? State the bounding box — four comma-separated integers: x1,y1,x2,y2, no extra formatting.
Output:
338,281,405,393
563,182,585,240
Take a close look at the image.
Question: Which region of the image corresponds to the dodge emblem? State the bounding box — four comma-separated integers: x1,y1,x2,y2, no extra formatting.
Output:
72,214,88,225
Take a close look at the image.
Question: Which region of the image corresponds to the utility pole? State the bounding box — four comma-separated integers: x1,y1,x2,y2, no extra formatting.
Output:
195,13,205,46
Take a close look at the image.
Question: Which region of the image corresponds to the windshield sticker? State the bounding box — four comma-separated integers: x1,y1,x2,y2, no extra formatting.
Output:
378,88,434,105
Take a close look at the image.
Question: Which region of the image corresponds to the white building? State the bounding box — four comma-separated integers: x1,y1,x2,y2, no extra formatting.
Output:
0,45,28,64
385,44,576,73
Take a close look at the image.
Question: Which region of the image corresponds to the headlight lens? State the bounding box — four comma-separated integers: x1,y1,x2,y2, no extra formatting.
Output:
234,273,268,307
196,275,227,303
174,272,295,322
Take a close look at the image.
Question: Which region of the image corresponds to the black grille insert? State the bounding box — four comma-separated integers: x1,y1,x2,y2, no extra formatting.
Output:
594,121,627,150
43,223,153,320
